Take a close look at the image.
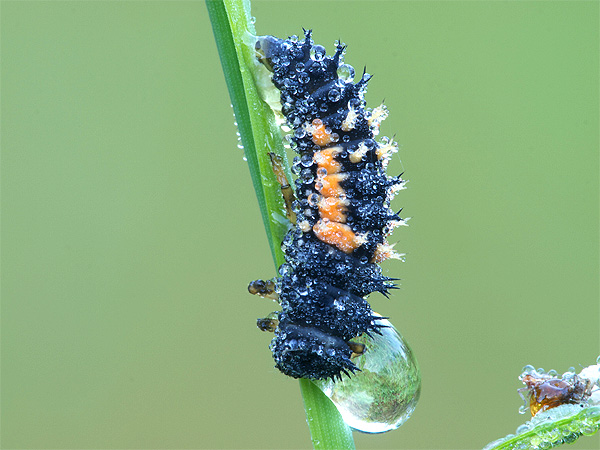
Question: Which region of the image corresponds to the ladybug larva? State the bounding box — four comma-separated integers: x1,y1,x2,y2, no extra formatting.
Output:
249,30,405,380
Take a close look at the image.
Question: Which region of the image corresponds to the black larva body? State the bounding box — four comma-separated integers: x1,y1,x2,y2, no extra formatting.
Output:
254,30,403,380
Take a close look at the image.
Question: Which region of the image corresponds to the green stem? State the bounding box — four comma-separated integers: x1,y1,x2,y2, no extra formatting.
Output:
206,1,355,448
300,379,356,450
205,0,287,263
483,406,600,450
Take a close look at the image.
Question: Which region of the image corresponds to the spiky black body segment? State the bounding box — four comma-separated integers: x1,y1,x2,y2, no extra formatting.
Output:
251,30,405,380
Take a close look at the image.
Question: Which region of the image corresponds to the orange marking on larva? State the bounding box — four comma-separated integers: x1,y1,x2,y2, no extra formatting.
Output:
318,197,348,223
310,119,336,147
314,147,342,174
316,174,347,197
313,220,361,253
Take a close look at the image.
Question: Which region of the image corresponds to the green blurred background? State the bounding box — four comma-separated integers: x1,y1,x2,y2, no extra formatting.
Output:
2,1,598,449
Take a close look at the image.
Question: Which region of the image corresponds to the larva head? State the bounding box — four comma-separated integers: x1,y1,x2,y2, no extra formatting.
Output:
255,35,299,73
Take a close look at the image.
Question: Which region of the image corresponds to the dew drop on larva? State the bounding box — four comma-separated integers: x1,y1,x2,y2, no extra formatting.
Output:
313,318,421,433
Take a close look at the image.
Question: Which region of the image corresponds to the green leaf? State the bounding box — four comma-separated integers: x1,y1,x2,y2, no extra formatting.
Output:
301,379,356,450
206,0,288,264
206,1,356,448
484,405,600,450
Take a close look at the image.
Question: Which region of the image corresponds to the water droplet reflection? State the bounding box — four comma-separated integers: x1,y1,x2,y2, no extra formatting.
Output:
313,318,420,433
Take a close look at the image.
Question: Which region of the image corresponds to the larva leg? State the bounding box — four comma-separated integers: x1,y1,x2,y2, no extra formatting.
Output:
248,279,279,301
268,152,296,224
256,313,279,332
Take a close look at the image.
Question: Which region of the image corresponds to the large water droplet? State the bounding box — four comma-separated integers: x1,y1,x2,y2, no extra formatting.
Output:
313,318,420,433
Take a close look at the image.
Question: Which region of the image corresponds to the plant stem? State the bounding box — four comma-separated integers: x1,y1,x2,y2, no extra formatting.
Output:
300,379,356,450
206,1,355,448
205,0,287,263
484,406,600,450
